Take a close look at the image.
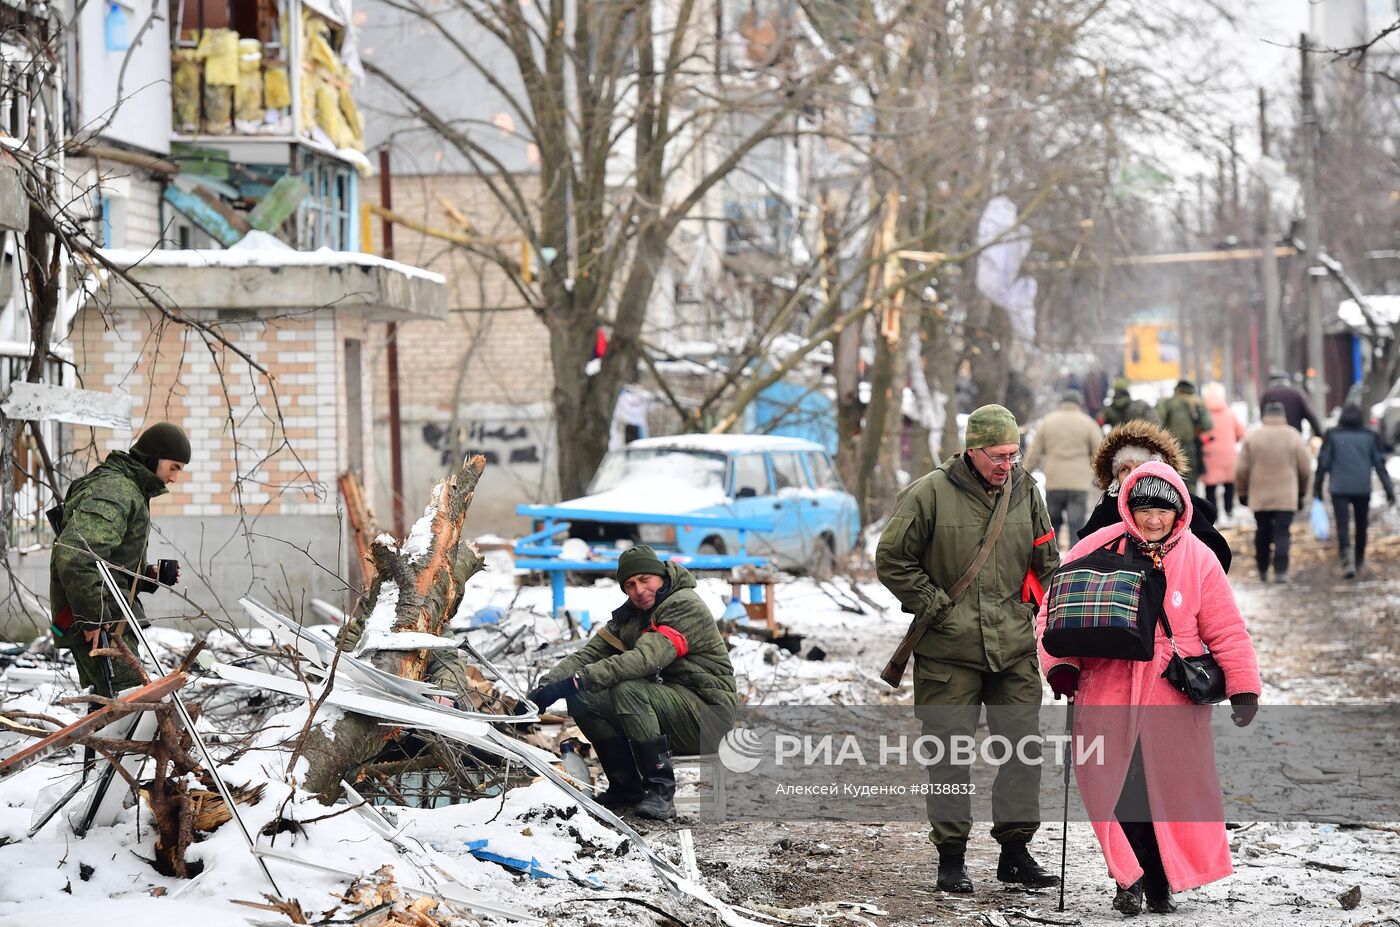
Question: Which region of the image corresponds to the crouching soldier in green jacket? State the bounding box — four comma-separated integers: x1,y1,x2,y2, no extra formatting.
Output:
50,423,190,696
528,546,737,820
876,404,1061,894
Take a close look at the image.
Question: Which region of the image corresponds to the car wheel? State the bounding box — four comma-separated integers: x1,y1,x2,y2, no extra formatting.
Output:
698,538,726,557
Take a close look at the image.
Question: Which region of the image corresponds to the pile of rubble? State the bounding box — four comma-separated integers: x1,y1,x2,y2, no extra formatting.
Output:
1,455,899,926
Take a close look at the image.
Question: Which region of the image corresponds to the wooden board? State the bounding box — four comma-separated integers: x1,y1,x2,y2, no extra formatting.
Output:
0,673,188,781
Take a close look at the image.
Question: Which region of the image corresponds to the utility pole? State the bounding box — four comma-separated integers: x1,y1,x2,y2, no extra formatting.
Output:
1257,88,1283,386
1301,33,1327,414
378,149,406,540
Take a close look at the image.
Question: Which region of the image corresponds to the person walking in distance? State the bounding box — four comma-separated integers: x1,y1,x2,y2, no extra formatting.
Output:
1314,403,1396,578
1259,369,1323,437
1099,378,1158,429
1236,402,1312,583
1024,389,1103,547
1157,380,1213,492
1201,383,1245,527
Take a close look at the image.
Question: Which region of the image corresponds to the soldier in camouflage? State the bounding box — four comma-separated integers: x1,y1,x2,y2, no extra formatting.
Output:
529,546,737,820
50,423,190,696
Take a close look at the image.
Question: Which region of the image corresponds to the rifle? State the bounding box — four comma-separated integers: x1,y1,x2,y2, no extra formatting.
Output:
880,486,1012,687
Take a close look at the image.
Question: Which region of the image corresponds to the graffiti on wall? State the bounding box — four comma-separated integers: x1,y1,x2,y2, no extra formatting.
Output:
421,419,544,468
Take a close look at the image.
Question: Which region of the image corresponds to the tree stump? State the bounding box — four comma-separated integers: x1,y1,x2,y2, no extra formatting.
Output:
301,455,487,801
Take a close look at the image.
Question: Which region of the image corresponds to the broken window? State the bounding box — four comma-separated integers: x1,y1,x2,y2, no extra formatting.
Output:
170,0,293,136
295,149,353,250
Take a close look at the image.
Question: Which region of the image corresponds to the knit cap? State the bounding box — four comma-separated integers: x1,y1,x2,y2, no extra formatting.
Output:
1128,474,1184,515
964,404,1019,450
616,544,667,588
131,422,191,466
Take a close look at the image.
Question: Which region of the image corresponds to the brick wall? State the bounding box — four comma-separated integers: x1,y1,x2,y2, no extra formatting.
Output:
362,172,553,409
70,304,343,517
362,172,561,531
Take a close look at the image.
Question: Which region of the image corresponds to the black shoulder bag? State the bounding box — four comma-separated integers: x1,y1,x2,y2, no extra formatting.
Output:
1159,609,1227,704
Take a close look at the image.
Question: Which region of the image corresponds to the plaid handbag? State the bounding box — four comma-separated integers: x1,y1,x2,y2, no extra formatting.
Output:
1042,534,1164,661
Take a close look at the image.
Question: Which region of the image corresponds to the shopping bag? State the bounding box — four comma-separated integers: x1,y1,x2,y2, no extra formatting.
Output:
1309,497,1330,541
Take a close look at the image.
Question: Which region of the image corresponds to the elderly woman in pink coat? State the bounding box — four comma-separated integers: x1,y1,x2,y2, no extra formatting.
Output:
1035,461,1261,916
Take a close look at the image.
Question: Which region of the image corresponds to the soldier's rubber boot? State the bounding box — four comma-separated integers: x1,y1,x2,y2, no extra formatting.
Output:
632,735,677,820
936,848,974,893
592,737,646,809
997,841,1061,888
1342,549,1356,579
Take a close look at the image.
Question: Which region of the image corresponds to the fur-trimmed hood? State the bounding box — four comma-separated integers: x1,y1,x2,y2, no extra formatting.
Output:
1091,419,1189,490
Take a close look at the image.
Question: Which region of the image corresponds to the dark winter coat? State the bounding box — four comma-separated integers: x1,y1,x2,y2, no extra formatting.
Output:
1315,407,1396,501
875,454,1060,671
1078,490,1230,573
1259,383,1323,436
1099,392,1158,428
1158,387,1213,482
541,561,737,707
50,450,166,631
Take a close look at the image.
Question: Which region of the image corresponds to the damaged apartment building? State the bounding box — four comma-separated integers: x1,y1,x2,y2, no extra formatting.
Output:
0,0,445,633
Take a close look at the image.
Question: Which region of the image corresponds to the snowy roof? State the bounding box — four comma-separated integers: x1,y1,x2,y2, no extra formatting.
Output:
98,243,445,285
94,243,447,321
1338,296,1400,336
623,433,825,454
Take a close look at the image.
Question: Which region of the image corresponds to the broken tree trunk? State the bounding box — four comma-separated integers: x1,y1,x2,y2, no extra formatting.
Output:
301,455,488,802
338,470,378,592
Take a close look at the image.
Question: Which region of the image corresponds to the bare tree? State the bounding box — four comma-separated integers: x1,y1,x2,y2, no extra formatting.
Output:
362,0,872,500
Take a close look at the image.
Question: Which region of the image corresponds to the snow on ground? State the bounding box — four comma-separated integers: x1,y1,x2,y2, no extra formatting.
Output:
0,679,677,925
5,531,1400,926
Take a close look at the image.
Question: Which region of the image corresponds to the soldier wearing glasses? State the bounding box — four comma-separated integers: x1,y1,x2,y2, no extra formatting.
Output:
876,404,1061,894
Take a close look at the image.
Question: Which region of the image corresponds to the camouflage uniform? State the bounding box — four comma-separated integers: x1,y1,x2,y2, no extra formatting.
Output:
50,451,167,695
540,561,737,755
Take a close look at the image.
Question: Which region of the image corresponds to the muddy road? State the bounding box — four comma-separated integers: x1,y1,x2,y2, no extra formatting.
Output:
682,511,1400,926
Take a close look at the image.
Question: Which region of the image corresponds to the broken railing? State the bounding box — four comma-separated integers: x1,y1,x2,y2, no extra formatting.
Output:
513,506,774,616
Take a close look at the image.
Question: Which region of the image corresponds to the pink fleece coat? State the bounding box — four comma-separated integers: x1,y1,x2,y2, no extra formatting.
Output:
1202,397,1245,487
1036,462,1262,893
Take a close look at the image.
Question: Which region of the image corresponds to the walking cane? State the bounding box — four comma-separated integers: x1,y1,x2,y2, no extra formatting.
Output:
1058,696,1074,912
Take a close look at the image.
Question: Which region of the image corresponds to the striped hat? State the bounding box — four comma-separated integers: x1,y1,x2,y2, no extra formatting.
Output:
1128,474,1184,515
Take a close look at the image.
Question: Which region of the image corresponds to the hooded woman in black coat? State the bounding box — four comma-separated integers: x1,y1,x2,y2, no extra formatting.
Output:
1077,420,1233,573
1315,403,1396,577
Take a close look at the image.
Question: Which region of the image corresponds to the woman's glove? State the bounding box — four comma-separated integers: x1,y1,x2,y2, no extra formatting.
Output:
527,674,584,709
1047,665,1080,701
1229,692,1259,728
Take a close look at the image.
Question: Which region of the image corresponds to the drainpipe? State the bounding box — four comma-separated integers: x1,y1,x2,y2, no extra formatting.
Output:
378,149,405,539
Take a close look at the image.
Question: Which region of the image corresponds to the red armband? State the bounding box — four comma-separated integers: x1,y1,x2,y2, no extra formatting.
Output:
651,625,690,658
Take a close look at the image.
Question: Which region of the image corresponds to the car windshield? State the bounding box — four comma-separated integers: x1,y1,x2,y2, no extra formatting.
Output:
587,447,729,494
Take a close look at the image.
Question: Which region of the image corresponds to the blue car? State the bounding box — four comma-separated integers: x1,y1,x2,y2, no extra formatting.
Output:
557,435,860,571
